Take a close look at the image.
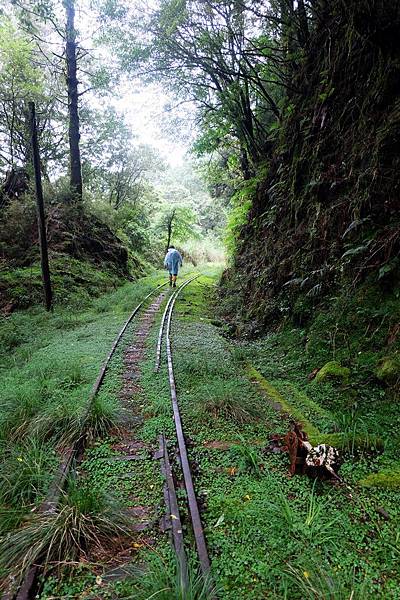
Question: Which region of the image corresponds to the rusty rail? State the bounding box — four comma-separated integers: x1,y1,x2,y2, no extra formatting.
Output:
159,435,188,589
164,276,211,576
155,276,198,372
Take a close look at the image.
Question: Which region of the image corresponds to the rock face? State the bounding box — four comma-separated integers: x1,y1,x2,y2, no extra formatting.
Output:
221,0,400,330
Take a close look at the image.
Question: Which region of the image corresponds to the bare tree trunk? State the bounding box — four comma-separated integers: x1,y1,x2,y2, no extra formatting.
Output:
29,102,52,311
64,0,83,201
166,208,176,252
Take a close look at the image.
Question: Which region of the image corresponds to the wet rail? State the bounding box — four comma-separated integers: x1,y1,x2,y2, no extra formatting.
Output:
155,275,198,372
7,275,211,600
164,276,211,577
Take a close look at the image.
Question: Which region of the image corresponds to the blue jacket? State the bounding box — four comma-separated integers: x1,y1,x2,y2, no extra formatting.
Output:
164,249,183,274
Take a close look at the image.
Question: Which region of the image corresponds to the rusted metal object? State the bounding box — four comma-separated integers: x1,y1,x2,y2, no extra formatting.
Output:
165,277,211,577
280,423,340,480
159,435,188,588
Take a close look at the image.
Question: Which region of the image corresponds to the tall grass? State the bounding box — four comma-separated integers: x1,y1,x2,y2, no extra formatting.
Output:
0,480,132,582
85,392,124,439
283,559,371,599
125,556,218,600
229,436,263,476
0,437,57,509
190,378,263,423
268,482,340,548
0,272,166,582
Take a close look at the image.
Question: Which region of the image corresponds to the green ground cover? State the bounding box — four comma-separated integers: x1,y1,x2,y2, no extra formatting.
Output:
0,268,169,582
34,266,206,599
0,255,128,311
166,277,400,599
2,266,399,598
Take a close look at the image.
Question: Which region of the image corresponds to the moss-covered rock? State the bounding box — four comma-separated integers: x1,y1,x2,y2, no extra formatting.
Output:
315,361,350,384
375,356,400,384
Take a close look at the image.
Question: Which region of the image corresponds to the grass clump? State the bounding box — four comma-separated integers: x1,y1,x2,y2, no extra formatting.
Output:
268,483,340,548
0,318,25,353
191,378,263,424
229,437,263,476
85,392,124,439
27,390,87,445
284,558,370,600
0,479,132,582
0,380,44,441
177,353,233,382
120,555,217,600
0,438,58,509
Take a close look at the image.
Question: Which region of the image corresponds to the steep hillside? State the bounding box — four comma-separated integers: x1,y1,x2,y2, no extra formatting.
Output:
222,0,400,341
0,198,143,311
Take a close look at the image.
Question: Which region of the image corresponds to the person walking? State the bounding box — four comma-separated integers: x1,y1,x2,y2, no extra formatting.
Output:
164,246,183,287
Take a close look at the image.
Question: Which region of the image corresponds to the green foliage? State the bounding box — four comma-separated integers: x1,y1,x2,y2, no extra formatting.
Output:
375,355,400,385
0,438,57,508
8,268,398,599
268,482,340,547
218,2,400,367
119,556,217,600
0,318,25,352
229,438,262,476
191,378,263,424
359,469,400,490
0,270,167,567
0,18,45,169
247,365,320,439
225,179,256,256
156,204,200,247
85,391,123,440
0,255,123,311
0,19,43,96
284,558,370,600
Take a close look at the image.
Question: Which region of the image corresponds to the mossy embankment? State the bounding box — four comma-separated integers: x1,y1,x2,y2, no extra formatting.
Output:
219,0,400,490
0,197,147,312
221,1,400,333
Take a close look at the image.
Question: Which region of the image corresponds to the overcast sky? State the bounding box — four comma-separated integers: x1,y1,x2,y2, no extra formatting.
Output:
111,79,196,167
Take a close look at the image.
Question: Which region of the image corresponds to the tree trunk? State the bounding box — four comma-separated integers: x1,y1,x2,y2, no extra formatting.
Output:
166,208,176,252
29,102,52,311
64,0,83,201
296,0,310,48
239,145,252,180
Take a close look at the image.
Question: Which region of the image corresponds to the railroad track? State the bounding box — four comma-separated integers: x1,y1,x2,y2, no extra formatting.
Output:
5,274,211,600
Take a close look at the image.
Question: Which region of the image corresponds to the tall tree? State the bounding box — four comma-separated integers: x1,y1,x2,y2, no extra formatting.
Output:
104,0,287,176
6,0,113,198
64,0,82,200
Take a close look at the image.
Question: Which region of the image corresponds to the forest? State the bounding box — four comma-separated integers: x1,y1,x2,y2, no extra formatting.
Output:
0,0,399,598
